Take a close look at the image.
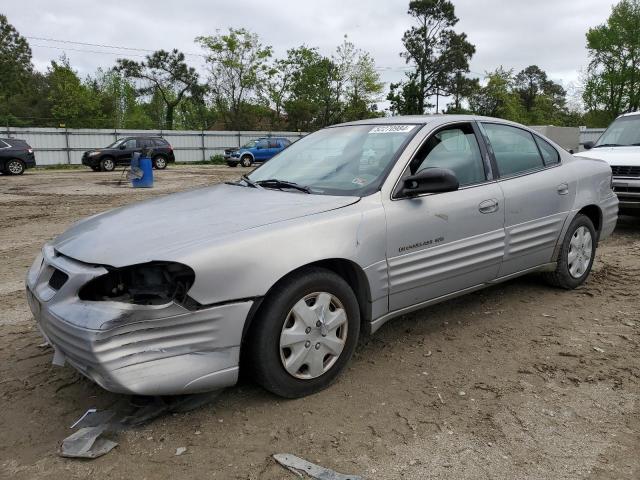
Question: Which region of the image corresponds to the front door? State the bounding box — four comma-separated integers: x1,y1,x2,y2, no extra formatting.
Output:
117,138,138,164
384,122,505,312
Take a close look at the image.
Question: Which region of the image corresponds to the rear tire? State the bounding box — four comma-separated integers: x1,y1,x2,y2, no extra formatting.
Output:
5,159,25,175
543,214,596,289
100,157,115,172
240,155,252,168
246,267,360,398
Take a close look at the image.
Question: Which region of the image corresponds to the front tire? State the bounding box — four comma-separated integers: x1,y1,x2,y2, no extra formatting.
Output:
100,157,115,172
5,159,25,175
246,267,360,398
543,213,596,289
153,156,167,169
240,155,253,168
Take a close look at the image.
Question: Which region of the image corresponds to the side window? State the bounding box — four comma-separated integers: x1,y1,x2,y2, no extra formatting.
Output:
0,140,8,148
410,124,486,187
482,123,544,176
257,140,269,149
139,138,152,149
153,138,167,147
268,140,280,148
534,136,560,165
123,138,137,149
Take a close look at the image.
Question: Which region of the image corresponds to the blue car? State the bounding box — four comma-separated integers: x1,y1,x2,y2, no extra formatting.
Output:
227,137,292,167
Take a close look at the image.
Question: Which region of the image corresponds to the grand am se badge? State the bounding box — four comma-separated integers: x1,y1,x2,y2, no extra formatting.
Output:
398,236,445,253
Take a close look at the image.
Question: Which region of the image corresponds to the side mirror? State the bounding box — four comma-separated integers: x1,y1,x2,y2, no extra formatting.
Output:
583,141,594,150
119,144,126,150
400,168,459,197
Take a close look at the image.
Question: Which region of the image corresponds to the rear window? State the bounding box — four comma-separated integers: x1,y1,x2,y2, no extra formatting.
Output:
153,138,168,146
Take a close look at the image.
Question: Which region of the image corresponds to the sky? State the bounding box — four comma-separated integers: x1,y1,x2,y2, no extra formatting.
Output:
3,0,618,111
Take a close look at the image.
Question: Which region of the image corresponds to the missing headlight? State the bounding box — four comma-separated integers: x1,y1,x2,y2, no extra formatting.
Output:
79,262,195,306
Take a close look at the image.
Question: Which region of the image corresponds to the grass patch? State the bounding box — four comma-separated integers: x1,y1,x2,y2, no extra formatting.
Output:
35,164,85,171
176,154,227,166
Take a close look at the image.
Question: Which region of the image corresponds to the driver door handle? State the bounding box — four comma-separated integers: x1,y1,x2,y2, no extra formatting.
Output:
479,199,499,214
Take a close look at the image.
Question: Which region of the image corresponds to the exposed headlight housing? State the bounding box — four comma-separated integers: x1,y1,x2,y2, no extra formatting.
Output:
79,261,195,306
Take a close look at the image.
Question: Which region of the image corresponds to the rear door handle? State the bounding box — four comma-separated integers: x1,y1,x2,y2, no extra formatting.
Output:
479,199,499,214
557,183,569,195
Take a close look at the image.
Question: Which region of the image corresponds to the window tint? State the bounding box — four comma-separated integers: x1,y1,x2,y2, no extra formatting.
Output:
123,138,137,149
410,124,486,187
534,136,560,165
281,139,291,146
268,140,280,148
482,123,544,176
257,140,269,149
153,138,168,146
139,138,154,148
0,140,8,148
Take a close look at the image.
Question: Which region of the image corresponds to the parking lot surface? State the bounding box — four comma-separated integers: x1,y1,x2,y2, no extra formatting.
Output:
1,166,639,479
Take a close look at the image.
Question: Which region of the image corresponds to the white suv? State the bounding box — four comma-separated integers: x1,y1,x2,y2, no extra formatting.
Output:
575,112,640,214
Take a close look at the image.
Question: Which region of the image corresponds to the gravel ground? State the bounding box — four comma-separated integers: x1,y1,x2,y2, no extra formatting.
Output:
0,166,638,479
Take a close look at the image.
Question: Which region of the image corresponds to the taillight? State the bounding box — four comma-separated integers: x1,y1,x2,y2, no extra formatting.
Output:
28,149,33,154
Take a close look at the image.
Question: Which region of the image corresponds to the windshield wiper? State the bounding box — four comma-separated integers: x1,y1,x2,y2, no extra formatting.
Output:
225,175,261,189
593,143,622,148
255,179,311,193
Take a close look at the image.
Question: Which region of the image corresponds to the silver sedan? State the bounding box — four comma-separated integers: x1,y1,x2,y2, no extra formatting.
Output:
26,115,618,398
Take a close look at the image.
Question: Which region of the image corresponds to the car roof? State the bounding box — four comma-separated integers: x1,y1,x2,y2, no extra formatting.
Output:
335,114,524,127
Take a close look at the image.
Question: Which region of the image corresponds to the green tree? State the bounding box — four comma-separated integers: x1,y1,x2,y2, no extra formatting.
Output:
47,57,103,128
116,49,200,130
0,14,34,123
514,65,566,114
388,0,475,114
468,68,525,121
583,0,640,120
196,28,272,129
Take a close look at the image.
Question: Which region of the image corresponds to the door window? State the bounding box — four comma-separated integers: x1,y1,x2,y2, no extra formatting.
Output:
256,140,268,149
409,124,486,187
123,139,137,149
482,123,544,176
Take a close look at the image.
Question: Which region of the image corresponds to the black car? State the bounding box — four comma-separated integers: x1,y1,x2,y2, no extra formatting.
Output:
82,136,175,172
1,138,36,175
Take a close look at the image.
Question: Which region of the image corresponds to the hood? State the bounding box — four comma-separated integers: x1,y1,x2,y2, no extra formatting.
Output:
53,184,359,267
574,146,640,167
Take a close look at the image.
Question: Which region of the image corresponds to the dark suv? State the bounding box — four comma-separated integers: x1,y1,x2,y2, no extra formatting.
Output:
1,138,36,175
82,136,175,172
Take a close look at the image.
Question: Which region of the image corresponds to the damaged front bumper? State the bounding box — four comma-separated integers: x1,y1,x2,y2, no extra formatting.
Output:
26,245,252,396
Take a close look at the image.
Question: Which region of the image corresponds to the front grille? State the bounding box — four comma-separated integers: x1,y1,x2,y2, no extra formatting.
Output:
48,269,69,290
612,165,640,177
614,186,640,194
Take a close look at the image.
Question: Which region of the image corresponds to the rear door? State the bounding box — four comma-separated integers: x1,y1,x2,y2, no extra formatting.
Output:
479,122,575,277
384,122,505,311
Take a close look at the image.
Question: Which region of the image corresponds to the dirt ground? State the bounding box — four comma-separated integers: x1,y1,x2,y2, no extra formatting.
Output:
0,166,638,480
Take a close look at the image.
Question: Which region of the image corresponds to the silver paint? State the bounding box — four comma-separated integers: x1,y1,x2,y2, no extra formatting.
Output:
26,115,619,395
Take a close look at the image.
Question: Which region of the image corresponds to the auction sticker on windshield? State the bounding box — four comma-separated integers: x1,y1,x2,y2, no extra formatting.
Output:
369,125,416,134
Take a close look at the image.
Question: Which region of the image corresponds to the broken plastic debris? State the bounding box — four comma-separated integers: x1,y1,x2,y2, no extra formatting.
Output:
175,447,187,456
593,346,605,353
51,348,66,366
70,408,97,428
59,425,118,459
273,453,362,480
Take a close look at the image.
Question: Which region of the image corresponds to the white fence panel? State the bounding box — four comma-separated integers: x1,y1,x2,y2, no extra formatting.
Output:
0,127,307,166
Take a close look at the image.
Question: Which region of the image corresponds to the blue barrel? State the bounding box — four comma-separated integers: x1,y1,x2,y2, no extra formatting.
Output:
131,156,154,188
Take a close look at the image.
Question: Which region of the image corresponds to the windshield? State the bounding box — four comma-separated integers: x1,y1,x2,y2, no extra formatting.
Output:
106,139,124,148
595,115,640,147
242,140,258,148
248,124,420,196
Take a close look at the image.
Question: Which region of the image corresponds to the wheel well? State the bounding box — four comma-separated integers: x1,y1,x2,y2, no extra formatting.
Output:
241,259,373,343
577,205,602,236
